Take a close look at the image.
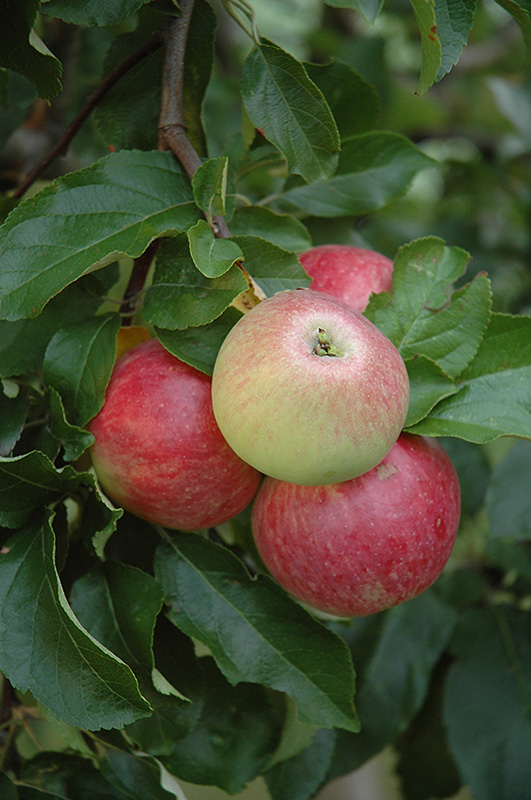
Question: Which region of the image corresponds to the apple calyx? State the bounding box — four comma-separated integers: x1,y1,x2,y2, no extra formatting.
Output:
312,328,344,357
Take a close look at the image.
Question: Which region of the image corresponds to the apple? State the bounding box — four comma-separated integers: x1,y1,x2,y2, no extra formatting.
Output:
251,433,461,617
299,244,394,312
211,289,409,486
88,338,262,530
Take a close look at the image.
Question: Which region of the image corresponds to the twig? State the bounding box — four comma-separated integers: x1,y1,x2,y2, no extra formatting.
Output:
13,30,163,200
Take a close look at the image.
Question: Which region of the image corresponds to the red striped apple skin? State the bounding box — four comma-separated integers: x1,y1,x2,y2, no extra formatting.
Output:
89,339,261,531
251,433,461,617
300,244,394,312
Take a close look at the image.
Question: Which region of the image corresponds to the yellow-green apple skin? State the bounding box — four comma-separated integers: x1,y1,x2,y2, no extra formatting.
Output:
211,289,409,486
300,244,394,312
89,339,262,530
251,433,461,617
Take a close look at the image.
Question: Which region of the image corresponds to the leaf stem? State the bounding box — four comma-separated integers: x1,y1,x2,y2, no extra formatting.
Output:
13,31,163,200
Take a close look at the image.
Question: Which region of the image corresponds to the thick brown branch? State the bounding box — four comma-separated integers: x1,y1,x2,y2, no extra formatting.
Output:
13,30,163,199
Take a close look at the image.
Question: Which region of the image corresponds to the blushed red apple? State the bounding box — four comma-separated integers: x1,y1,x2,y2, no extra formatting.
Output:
300,244,394,312
251,433,461,617
88,338,261,530
211,289,409,486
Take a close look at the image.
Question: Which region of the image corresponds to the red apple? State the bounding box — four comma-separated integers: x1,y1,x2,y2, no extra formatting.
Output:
300,244,393,312
211,289,409,486
88,338,262,530
251,433,461,617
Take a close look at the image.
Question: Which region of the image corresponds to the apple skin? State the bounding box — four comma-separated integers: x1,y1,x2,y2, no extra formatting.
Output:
88,339,262,531
300,244,393,312
251,433,461,617
211,289,409,486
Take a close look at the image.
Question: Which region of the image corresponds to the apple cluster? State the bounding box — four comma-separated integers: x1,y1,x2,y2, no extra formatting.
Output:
89,245,461,618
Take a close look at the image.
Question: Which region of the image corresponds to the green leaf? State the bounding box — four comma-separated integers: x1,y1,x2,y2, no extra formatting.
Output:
435,0,477,81
0,275,115,378
278,133,434,217
0,383,28,456
494,0,531,53
241,42,340,182
0,150,200,322
0,450,87,528
229,207,312,253
233,235,312,296
0,512,151,730
486,441,531,540
43,313,120,427
407,313,531,442
304,60,382,138
41,0,152,26
443,607,531,800
192,157,229,219
325,0,384,24
265,728,336,800
154,533,359,733
0,0,62,100
79,487,124,560
410,0,442,94
329,590,457,778
404,356,458,428
143,235,248,330
98,749,178,800
47,387,95,462
365,237,489,379
187,220,243,278
156,306,243,376
160,657,280,794
0,70,37,150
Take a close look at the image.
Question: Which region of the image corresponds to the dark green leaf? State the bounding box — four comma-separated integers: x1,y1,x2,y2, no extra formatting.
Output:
79,486,124,560
154,533,359,733
233,235,312,296
187,220,243,278
0,0,62,100
241,42,340,182
410,0,442,94
444,607,531,800
435,0,477,80
329,590,456,777
404,356,458,428
160,657,280,794
0,383,28,456
41,0,152,26
439,438,491,516
98,749,177,800
265,728,336,800
305,60,381,138
43,313,120,427
0,150,200,322
0,70,37,149
229,207,312,253
325,0,384,24
0,512,151,729
278,133,433,217
143,235,248,330
486,441,531,540
408,313,531,442
156,306,243,376
47,387,95,462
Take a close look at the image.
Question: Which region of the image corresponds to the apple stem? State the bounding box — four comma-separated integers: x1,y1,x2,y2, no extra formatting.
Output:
312,328,344,357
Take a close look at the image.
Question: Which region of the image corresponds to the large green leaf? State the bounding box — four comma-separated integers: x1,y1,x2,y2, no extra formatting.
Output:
154,533,359,733
143,234,248,330
265,729,336,800
443,607,531,800
328,590,456,778
494,0,531,52
0,512,151,730
229,207,312,253
187,220,243,278
486,441,531,540
278,133,433,217
408,313,531,442
43,313,121,427
435,0,477,80
233,235,312,296
0,0,62,100
98,748,180,800
41,0,151,26
0,150,200,322
410,0,442,94
241,42,340,183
